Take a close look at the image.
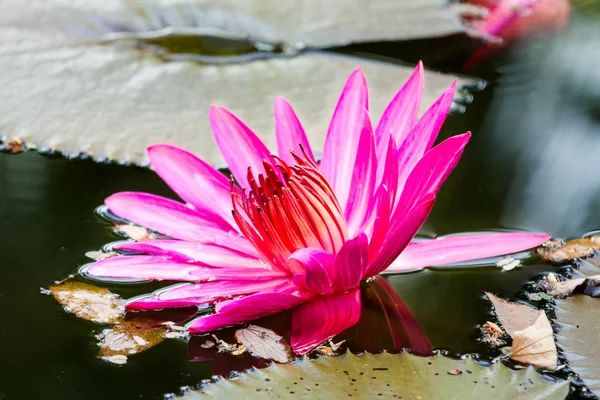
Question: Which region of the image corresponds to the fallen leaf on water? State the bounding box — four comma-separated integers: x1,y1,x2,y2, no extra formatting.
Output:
510,312,557,370
542,273,600,299
1,137,24,153
481,321,506,347
234,325,293,363
485,292,539,335
49,281,124,324
113,224,156,241
97,317,167,362
485,292,557,370
537,237,600,263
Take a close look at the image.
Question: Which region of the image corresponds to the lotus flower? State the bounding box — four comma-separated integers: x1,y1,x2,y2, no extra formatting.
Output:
85,62,550,354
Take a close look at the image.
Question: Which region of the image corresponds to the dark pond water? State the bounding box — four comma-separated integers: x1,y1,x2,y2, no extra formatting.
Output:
2,18,600,400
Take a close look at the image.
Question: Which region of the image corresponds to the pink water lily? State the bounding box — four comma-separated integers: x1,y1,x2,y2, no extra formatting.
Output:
85,62,550,355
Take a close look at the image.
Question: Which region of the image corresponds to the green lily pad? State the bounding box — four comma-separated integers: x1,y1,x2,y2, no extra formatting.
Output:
555,295,600,396
0,0,476,165
176,352,569,399
2,0,468,49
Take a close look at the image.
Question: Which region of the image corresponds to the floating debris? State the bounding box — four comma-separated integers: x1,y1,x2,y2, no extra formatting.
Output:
235,325,293,363
485,293,557,370
537,237,600,263
542,273,600,299
1,137,24,154
97,318,167,359
481,321,506,347
49,281,124,324
496,257,521,271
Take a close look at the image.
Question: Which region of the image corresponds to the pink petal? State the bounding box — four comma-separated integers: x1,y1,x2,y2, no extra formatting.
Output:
344,110,377,238
274,97,315,164
394,82,456,199
105,192,235,242
288,248,335,295
127,279,291,310
291,289,362,355
374,62,423,183
188,292,309,334
116,239,262,267
147,144,238,230
333,233,368,292
368,186,393,261
209,106,278,189
84,255,286,282
320,68,369,211
385,232,551,272
395,132,471,219
366,194,436,278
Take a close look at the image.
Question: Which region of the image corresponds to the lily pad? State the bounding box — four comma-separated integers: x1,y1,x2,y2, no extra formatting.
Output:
555,295,600,396
0,0,476,165
176,352,569,399
2,0,468,49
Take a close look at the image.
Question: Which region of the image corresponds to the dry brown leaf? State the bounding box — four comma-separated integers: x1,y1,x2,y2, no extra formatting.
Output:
114,224,156,241
510,312,557,370
49,281,124,324
234,325,293,363
485,293,558,370
537,237,600,263
97,318,167,363
485,292,539,335
542,274,600,299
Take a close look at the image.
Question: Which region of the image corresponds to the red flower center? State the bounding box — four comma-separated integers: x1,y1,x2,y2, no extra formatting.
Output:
232,150,348,273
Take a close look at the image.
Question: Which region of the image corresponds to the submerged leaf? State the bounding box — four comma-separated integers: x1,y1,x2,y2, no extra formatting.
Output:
234,325,293,364
555,295,600,396
49,281,124,324
176,352,569,399
97,317,167,362
485,293,557,370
